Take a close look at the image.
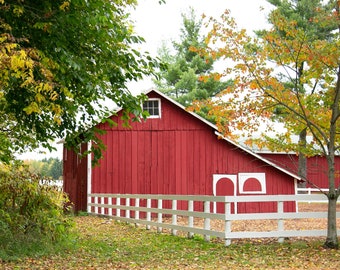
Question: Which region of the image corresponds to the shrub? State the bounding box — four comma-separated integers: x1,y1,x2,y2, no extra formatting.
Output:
0,160,74,259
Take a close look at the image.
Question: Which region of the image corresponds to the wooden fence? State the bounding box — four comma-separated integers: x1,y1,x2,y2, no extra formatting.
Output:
87,194,340,246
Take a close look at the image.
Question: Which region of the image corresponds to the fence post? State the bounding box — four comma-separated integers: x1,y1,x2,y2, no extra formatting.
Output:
101,196,105,215
135,198,140,227
188,200,194,239
277,200,284,243
172,199,177,236
117,196,121,218
94,196,98,214
108,197,112,216
224,201,232,246
204,200,211,242
126,197,130,219
146,198,151,230
87,195,92,213
157,199,163,233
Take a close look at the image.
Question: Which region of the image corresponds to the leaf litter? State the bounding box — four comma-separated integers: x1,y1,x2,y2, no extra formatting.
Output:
1,203,339,269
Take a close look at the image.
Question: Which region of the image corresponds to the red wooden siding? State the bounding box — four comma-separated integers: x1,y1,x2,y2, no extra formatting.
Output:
88,91,296,214
260,153,340,189
63,143,88,212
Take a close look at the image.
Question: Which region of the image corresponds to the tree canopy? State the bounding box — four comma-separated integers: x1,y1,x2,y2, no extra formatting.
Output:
197,0,340,248
153,7,231,113
24,158,62,180
256,0,338,186
0,0,158,162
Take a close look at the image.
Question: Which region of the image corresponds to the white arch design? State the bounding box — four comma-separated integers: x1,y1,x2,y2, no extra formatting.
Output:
212,174,237,214
212,174,237,196
238,172,266,194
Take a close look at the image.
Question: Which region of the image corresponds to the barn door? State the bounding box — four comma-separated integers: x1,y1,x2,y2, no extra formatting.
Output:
213,174,237,214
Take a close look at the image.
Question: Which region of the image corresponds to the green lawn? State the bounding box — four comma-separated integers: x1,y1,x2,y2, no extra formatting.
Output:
1,216,340,269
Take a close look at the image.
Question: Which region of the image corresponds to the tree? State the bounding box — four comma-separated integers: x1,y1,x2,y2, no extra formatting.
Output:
0,0,158,163
48,158,62,180
198,1,340,248
153,7,231,115
259,0,337,189
25,158,62,180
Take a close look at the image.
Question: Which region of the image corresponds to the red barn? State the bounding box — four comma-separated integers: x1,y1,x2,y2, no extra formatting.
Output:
63,89,301,213
258,152,340,190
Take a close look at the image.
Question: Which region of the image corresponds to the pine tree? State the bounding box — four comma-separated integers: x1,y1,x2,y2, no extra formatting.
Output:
154,7,231,116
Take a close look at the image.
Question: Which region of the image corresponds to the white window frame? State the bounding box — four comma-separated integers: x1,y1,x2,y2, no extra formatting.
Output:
143,98,161,118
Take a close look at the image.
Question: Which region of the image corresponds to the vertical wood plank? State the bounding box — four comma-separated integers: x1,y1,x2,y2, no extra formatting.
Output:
225,201,232,246
278,201,284,243
157,199,163,233
108,197,112,216
117,197,121,218
146,198,151,230
204,200,211,242
171,199,177,236
188,200,194,239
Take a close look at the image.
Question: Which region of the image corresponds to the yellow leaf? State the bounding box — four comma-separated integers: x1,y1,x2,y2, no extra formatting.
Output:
35,93,45,103
23,102,40,115
249,81,257,90
59,1,70,11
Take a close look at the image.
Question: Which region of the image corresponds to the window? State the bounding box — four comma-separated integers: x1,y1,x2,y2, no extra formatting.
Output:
143,98,161,118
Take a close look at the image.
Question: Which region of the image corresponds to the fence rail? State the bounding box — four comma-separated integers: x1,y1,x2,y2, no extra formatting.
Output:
87,193,340,246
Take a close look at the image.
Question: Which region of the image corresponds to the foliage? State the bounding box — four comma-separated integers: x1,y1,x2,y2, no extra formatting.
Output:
25,157,62,180
1,216,340,268
0,161,74,259
194,1,340,248
256,0,338,186
153,7,231,120
0,0,159,163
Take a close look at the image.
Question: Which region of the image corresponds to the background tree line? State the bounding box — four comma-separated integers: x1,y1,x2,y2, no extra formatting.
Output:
24,158,63,180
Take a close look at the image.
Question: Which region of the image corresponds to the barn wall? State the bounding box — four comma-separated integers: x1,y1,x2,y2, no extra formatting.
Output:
63,143,88,212
260,153,340,189
91,92,296,214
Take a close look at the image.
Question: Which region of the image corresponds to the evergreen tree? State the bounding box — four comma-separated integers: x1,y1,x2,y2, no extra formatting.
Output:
154,8,232,113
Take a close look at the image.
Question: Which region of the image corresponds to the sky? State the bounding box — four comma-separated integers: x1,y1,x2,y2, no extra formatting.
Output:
19,0,273,160
128,0,273,91
131,0,272,56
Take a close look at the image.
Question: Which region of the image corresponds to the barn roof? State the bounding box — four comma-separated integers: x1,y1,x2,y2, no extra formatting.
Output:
144,88,301,181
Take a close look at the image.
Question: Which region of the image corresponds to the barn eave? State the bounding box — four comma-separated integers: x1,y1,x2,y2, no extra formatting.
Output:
215,131,302,181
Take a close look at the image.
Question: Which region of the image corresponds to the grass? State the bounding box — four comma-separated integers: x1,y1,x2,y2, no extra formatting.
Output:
1,216,340,269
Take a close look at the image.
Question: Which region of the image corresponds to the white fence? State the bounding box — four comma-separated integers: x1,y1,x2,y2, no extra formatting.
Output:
297,187,330,195
87,194,340,246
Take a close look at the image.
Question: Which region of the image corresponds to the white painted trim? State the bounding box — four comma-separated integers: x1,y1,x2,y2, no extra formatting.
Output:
212,174,237,196
212,174,237,214
238,172,266,194
87,141,92,213
144,97,161,119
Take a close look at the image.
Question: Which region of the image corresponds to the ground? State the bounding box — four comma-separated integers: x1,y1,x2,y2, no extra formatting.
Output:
1,203,339,269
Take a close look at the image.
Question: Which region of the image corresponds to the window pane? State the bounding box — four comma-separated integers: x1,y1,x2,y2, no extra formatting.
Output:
143,99,160,117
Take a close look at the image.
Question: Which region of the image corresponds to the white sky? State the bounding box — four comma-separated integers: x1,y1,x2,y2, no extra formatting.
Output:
131,0,272,55
127,0,273,92
19,0,273,160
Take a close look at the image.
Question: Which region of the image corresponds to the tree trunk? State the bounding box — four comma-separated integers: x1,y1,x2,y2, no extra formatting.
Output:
324,194,339,249
297,128,307,189
324,153,339,249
